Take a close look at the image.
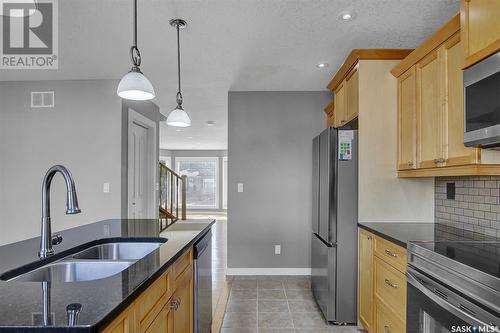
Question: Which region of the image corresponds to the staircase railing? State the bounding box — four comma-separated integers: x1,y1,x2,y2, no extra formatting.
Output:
159,162,186,231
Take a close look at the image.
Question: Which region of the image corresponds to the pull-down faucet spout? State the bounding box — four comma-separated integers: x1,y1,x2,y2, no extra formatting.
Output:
39,165,81,258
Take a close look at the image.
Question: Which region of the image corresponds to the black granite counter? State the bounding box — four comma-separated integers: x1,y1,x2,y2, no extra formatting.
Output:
358,222,499,248
0,219,214,332
357,222,436,247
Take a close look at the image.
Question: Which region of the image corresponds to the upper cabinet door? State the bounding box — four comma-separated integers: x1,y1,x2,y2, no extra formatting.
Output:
441,34,480,167
462,0,500,62
334,82,346,127
346,67,359,123
397,67,417,170
416,51,443,169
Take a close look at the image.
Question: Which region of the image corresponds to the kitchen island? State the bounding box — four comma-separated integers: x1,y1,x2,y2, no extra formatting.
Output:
0,218,214,332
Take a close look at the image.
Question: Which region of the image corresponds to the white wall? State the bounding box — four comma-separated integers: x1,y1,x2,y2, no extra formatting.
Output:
0,80,123,245
358,60,434,223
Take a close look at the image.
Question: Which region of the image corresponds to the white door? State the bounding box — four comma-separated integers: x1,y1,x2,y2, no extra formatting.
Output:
128,109,157,218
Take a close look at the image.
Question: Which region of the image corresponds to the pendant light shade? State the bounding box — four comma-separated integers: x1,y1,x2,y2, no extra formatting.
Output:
117,69,155,101
166,105,191,127
117,0,155,101
166,19,191,127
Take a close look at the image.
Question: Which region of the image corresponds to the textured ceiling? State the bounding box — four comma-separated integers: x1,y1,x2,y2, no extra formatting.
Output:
0,0,460,149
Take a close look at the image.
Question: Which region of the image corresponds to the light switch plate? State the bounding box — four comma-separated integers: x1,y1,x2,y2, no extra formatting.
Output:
103,182,110,193
274,245,281,255
237,183,244,192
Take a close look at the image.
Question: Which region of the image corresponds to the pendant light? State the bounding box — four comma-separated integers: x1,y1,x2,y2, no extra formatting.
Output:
117,0,155,101
165,19,191,127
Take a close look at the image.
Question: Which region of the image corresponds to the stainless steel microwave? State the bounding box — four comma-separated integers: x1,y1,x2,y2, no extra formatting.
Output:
464,51,500,148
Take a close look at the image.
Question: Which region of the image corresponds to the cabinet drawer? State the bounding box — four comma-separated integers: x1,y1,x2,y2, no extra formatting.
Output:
374,236,407,272
374,257,406,321
174,262,193,291
173,248,193,281
375,299,405,333
137,269,172,331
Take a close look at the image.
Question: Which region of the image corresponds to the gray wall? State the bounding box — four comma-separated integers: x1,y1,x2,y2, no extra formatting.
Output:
0,80,122,245
436,176,500,239
0,80,161,245
160,149,227,211
227,91,329,270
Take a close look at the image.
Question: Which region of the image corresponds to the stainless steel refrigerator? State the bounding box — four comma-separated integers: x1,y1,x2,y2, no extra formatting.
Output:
311,127,358,324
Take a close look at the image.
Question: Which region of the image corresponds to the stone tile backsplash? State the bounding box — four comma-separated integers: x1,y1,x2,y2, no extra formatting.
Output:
435,176,500,239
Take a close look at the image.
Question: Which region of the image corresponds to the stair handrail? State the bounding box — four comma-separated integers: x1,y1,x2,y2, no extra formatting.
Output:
159,162,187,230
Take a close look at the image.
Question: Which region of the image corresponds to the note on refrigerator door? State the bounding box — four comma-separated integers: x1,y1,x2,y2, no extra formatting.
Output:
338,130,354,161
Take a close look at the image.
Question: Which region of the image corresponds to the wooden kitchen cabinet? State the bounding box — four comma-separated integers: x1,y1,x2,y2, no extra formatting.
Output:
397,67,417,170
461,0,500,68
101,248,194,333
334,81,347,127
345,66,359,123
172,266,194,333
416,50,442,169
358,228,407,333
145,304,173,333
358,229,374,332
374,299,405,333
442,34,480,167
391,15,499,177
102,308,135,333
325,49,412,129
324,100,335,128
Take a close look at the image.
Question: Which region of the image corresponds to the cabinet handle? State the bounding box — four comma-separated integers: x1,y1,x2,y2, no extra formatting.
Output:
384,325,391,333
384,278,398,289
367,235,372,240
384,249,398,258
434,158,446,164
170,298,181,311
407,161,414,167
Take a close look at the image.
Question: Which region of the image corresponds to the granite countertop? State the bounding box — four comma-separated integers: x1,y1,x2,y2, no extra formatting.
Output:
357,222,436,247
0,218,214,332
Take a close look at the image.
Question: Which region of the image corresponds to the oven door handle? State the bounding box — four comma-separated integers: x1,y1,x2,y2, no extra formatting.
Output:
407,270,498,331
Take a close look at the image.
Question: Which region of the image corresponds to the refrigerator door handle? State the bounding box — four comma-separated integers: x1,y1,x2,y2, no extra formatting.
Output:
313,233,337,248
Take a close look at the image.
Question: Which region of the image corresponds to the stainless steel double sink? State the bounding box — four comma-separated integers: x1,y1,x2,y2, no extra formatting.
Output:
5,241,165,283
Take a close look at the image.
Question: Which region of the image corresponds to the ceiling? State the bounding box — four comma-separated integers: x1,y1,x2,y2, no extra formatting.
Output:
0,0,460,150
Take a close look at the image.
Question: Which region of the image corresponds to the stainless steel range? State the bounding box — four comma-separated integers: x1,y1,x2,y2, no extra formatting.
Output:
407,241,500,333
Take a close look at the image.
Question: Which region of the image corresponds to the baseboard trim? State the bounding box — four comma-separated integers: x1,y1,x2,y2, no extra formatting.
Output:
226,268,311,276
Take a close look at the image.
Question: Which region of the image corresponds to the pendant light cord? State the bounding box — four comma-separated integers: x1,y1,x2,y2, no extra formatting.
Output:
130,0,141,67
176,23,183,105
133,0,137,47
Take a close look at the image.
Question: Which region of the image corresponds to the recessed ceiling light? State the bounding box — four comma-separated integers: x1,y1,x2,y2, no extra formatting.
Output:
339,11,356,22
175,129,182,132
317,63,329,68
207,121,216,126
187,136,193,139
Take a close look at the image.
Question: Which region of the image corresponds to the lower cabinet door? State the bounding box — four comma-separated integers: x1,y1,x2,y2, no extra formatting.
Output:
375,299,405,333
145,304,173,333
172,266,193,333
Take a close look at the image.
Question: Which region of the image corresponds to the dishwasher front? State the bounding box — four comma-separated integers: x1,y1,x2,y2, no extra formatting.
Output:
194,229,212,333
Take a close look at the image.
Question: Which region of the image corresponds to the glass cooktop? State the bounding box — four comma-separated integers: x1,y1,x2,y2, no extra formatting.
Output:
416,241,500,279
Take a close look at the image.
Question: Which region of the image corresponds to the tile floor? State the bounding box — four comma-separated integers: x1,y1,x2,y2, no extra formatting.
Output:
221,276,364,333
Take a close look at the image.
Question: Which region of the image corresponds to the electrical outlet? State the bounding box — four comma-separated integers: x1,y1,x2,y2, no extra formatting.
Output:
237,183,244,192
103,182,110,193
274,245,281,255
